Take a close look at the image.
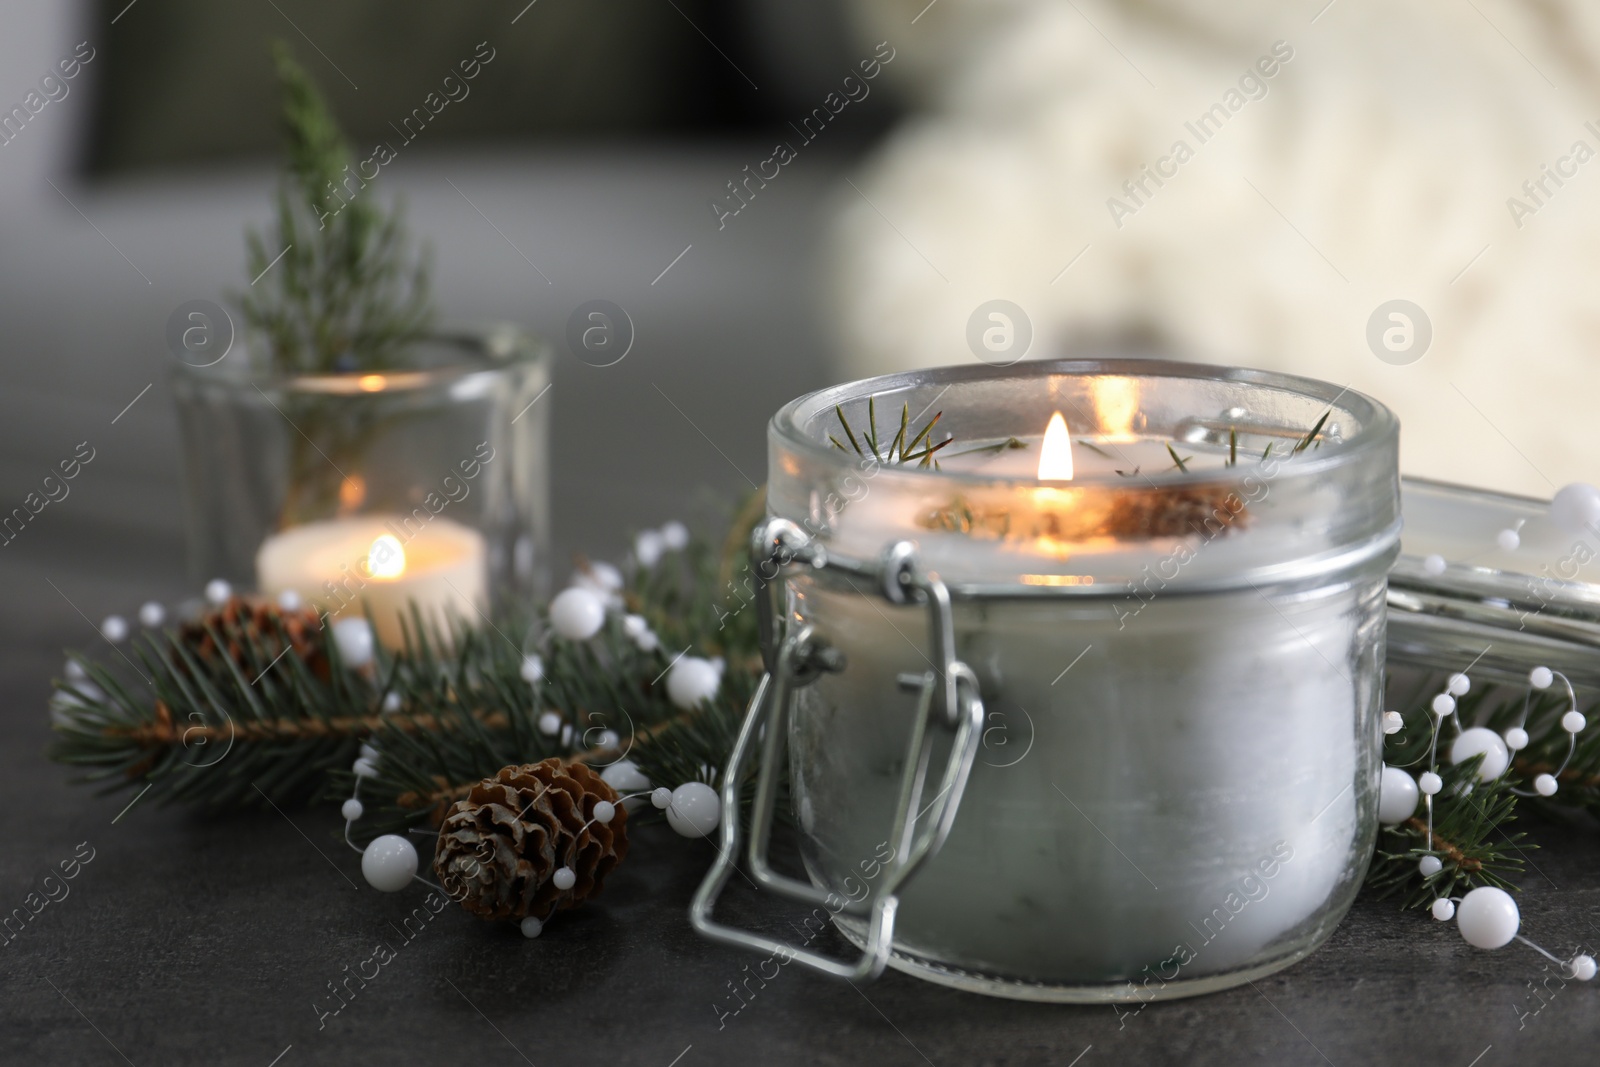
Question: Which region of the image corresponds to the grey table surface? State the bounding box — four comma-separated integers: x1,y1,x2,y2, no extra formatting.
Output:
2,149,1599,1067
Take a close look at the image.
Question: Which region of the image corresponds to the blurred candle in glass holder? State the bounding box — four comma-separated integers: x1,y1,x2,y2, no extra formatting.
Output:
255,514,488,647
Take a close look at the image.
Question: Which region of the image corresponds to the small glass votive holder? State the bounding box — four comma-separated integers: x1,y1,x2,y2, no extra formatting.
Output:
169,326,550,643
694,359,1401,1002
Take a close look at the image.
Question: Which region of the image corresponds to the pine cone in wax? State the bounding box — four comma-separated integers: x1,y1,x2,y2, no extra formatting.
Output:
178,597,330,679
433,758,629,922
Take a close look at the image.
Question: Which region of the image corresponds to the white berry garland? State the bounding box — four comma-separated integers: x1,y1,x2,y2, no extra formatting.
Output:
1377,660,1596,980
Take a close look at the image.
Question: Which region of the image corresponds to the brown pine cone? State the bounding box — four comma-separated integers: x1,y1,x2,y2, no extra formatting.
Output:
178,597,329,679
433,758,629,922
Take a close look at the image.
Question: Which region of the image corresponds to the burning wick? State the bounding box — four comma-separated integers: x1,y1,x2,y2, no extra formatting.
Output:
365,534,407,580
1037,412,1075,482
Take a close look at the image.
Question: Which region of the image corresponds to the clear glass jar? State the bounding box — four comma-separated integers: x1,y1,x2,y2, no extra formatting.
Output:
762,359,1401,1001
170,326,551,639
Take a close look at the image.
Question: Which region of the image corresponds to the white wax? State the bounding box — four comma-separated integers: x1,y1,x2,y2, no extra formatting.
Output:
784,435,1379,987
256,515,489,648
791,580,1369,984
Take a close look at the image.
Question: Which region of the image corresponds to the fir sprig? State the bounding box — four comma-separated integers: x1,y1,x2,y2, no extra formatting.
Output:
48,531,759,837
1366,677,1600,908
235,42,433,376
1367,753,1528,908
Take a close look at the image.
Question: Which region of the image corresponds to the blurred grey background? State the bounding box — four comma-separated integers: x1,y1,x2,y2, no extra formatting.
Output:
0,0,900,641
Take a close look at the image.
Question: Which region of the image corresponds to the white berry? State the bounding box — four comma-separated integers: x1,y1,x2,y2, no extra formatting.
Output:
64,660,86,683
1378,765,1420,825
277,589,303,612
205,579,232,605
1418,855,1443,877
1432,694,1456,717
666,656,721,710
1447,673,1471,697
382,692,401,714
660,521,689,550
552,866,576,891
1503,727,1529,751
359,743,380,762
100,615,129,643
361,834,418,892
1496,528,1521,552
1431,898,1456,921
1535,773,1559,796
592,801,616,825
1570,954,1598,981
1419,771,1443,795
1450,727,1510,781
332,617,375,667
549,587,605,641
666,781,721,838
1550,483,1600,534
650,787,673,810
622,614,648,639
138,601,165,628
601,760,651,800
1423,554,1447,575
1381,711,1404,735
341,798,364,821
520,654,545,683
1531,666,1554,690
1456,886,1520,949
1561,710,1587,734
635,530,665,568
538,711,563,736
520,916,543,939
634,630,660,653
576,562,623,592
353,757,378,778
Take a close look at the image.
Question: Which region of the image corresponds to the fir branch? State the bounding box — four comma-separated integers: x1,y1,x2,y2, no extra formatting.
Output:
1362,674,1600,907
1368,755,1527,908
49,518,763,848
234,42,433,376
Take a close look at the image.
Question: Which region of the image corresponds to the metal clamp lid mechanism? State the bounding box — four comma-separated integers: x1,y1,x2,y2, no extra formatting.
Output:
690,521,985,982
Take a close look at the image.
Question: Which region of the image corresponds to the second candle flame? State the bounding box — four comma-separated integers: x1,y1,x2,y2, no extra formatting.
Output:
1037,412,1074,481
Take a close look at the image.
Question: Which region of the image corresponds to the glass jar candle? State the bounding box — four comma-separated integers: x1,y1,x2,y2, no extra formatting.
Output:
693,359,1401,1002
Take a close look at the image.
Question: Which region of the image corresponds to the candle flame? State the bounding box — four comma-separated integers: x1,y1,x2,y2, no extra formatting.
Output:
366,534,407,580
1037,412,1074,481
358,374,387,392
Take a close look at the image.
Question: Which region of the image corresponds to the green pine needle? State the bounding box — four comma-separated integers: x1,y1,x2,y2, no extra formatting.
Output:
1293,410,1332,455
831,397,949,465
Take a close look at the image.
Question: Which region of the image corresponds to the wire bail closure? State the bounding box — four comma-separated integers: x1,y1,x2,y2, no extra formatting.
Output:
689,519,985,982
